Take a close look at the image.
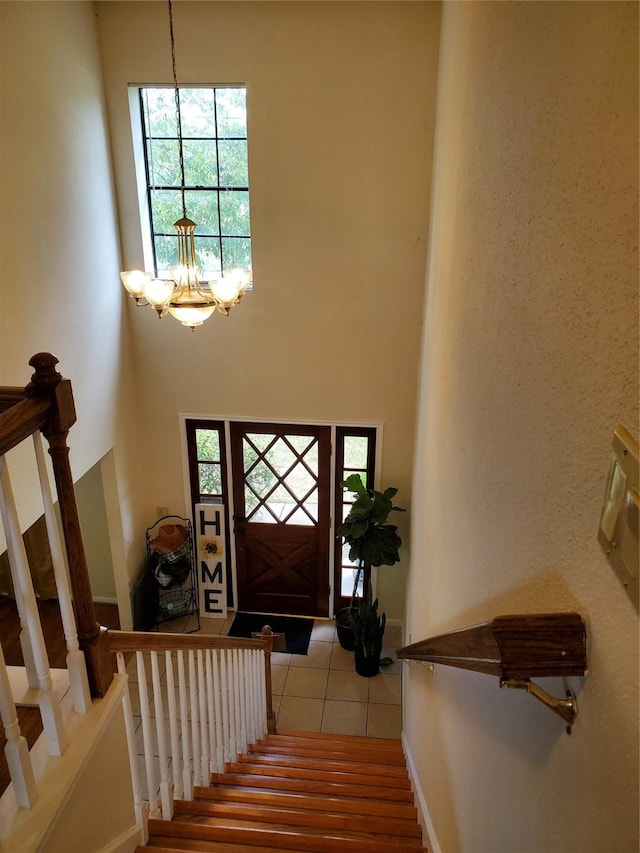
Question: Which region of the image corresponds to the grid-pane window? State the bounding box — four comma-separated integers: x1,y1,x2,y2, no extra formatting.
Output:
334,427,377,611
186,420,227,507
140,87,251,277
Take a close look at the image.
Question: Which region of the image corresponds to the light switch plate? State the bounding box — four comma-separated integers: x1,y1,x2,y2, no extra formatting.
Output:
598,426,639,610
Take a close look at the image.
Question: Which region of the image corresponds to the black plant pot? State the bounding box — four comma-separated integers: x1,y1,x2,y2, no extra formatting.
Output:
354,646,380,678
335,608,355,651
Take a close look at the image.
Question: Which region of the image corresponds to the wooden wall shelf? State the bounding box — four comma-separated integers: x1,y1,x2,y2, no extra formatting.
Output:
397,613,587,731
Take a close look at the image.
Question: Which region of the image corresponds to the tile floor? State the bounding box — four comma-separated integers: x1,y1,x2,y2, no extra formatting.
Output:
160,612,404,739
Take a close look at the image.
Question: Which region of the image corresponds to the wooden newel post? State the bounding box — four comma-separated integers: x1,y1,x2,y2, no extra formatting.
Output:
260,625,276,734
26,354,113,698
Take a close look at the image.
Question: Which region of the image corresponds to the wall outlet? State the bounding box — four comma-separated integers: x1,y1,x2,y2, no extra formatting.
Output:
156,506,169,518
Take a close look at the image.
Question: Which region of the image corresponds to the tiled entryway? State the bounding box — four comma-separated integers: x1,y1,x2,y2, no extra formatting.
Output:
271,618,402,738
162,613,403,739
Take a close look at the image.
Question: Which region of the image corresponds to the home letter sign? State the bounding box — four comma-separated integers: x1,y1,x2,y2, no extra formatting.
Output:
195,502,227,619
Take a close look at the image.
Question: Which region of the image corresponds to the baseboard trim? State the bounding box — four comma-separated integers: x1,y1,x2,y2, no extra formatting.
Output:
101,821,144,852
93,596,119,605
402,730,441,853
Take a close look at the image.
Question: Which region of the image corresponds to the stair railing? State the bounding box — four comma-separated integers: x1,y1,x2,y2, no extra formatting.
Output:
109,630,275,836
0,353,111,811
398,612,587,733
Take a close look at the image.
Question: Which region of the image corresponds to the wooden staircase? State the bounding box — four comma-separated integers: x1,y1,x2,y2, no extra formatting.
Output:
137,730,427,852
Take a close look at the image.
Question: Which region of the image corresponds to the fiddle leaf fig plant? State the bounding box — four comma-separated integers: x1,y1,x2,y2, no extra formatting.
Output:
338,473,405,584
335,474,405,660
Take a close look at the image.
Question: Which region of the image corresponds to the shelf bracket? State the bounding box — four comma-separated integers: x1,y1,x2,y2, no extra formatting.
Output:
499,677,578,733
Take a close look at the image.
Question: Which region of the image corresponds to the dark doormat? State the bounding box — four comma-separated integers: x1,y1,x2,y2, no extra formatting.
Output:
228,612,314,655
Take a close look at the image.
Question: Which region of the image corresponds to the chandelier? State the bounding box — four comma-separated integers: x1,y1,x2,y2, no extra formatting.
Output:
120,0,252,330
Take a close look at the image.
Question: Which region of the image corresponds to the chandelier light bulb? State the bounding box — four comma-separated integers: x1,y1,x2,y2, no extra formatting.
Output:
210,268,253,313
144,278,174,313
120,270,151,303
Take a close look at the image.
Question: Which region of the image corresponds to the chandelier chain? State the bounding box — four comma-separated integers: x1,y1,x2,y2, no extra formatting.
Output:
168,0,187,219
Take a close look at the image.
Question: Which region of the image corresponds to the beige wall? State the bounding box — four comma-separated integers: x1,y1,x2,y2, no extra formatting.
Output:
406,2,639,851
75,460,117,600
97,0,441,618
0,2,149,618
42,701,138,852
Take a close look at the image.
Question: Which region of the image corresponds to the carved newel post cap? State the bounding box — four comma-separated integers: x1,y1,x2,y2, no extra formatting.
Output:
28,353,62,392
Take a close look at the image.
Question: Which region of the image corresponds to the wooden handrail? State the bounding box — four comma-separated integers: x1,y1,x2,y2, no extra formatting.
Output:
109,630,272,654
397,613,586,677
0,396,51,456
0,388,26,413
398,613,587,730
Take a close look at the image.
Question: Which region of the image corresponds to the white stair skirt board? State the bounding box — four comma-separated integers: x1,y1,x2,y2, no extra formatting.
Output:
402,730,441,853
0,674,129,851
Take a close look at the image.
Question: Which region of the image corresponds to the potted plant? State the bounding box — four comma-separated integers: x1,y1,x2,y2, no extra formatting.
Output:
335,474,405,653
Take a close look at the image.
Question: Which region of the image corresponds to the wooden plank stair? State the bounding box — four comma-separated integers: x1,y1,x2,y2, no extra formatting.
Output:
138,730,427,852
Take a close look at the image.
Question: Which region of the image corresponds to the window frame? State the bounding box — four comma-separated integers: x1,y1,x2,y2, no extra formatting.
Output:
333,426,377,613
133,84,252,279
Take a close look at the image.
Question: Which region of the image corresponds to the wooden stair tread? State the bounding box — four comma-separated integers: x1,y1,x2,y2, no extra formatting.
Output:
208,772,415,801
172,813,423,845
258,733,405,756
142,843,308,853
193,784,418,820
148,819,424,852
248,743,406,766
223,759,412,789
174,798,422,838
236,751,409,776
273,730,401,748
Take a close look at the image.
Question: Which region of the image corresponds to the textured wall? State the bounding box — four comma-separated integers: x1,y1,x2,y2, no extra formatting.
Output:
96,1,441,618
406,2,638,851
0,2,148,617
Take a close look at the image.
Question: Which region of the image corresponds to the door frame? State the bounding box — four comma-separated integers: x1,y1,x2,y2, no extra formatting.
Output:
179,414,383,616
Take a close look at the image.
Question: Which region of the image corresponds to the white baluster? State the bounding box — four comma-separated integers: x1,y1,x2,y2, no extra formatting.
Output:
136,652,160,819
242,650,249,749
33,434,90,713
151,651,172,820
246,648,256,745
7,564,37,691
232,649,243,754
197,650,209,783
0,641,37,808
251,650,259,740
0,457,67,756
250,649,258,740
239,649,248,750
188,650,201,787
220,649,230,762
116,652,147,841
212,650,224,773
260,649,268,735
226,649,237,762
177,651,192,800
205,650,217,773
164,651,182,800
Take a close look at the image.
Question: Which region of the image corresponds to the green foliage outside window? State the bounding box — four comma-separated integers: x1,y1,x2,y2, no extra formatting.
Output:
140,86,252,276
